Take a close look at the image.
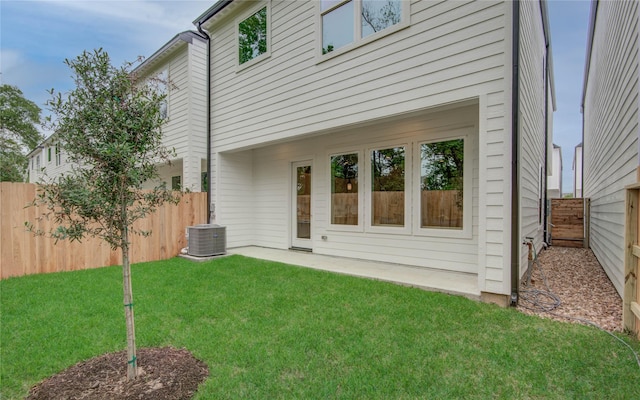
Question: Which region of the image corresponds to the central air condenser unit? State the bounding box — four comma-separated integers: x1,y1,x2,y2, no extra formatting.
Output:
187,224,226,257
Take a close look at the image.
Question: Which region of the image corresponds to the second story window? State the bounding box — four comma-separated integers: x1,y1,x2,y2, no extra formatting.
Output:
157,69,168,120
238,4,270,67
321,0,406,55
55,144,61,166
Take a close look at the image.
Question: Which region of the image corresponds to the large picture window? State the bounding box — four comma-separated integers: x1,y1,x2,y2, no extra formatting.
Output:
321,0,406,55
330,153,359,225
420,139,464,229
371,146,405,227
238,5,268,65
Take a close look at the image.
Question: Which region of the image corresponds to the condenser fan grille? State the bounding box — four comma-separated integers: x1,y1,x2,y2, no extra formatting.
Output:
187,224,226,257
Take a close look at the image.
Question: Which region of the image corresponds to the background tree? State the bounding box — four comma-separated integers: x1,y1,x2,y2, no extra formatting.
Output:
0,84,44,182
28,49,180,380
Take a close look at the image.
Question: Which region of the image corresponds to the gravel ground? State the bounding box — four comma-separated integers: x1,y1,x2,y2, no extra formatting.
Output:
517,246,623,332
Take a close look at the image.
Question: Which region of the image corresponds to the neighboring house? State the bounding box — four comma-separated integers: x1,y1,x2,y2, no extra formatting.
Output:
133,31,209,192
28,31,209,192
573,142,582,198
547,144,562,198
581,0,638,296
194,0,555,304
27,135,71,183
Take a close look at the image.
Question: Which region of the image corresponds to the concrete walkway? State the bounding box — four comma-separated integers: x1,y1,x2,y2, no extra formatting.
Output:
227,246,480,300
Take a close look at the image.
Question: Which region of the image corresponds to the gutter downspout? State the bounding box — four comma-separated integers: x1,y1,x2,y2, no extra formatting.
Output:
510,0,521,306
542,3,550,245
196,22,212,224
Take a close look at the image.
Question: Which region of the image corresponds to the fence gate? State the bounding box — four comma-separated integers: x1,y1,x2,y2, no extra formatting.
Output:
549,198,590,248
624,185,640,339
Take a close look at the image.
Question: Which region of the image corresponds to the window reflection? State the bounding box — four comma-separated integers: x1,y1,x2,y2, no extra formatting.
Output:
371,147,405,227
322,1,354,54
239,6,268,65
362,0,402,38
331,153,358,225
420,139,464,229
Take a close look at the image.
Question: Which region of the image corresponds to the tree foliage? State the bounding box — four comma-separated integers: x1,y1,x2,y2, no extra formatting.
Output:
421,139,464,191
238,6,267,64
0,84,43,182
28,48,180,380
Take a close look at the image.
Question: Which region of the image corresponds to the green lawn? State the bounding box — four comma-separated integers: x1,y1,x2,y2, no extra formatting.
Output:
1,255,639,399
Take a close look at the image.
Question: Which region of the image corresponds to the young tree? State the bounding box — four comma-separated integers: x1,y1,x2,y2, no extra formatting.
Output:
29,49,180,380
0,84,44,182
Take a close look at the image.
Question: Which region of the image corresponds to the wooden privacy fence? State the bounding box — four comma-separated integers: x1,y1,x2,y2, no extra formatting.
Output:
549,198,590,248
624,184,640,339
325,190,462,227
0,182,207,279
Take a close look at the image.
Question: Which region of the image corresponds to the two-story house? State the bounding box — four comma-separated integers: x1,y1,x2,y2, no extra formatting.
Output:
581,0,638,331
28,31,209,192
194,0,555,305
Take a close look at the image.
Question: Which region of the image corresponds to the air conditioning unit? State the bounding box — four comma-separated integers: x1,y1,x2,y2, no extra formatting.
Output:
187,224,226,257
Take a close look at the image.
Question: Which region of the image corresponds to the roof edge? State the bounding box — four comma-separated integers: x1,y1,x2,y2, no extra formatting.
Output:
581,0,599,112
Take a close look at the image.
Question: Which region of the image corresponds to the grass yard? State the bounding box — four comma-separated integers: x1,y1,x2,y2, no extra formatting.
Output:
1,255,639,399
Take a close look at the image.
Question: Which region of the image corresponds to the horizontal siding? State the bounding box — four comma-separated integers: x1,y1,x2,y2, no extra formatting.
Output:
220,105,480,274
209,0,514,294
583,0,639,295
209,0,507,152
518,0,547,277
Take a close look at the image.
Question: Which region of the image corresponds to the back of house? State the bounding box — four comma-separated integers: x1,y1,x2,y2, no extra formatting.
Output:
195,0,554,304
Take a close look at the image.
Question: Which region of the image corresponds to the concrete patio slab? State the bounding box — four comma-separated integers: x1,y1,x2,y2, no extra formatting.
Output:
227,246,480,300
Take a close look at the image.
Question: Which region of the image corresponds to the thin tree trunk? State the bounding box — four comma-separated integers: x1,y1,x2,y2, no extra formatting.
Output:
122,225,137,380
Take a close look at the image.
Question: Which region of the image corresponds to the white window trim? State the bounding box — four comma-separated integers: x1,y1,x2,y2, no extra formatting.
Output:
365,141,412,235
236,1,272,72
413,128,473,239
327,149,365,232
316,0,410,62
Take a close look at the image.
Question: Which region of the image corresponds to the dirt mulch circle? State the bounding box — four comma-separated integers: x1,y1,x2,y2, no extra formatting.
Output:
26,347,208,400
517,246,623,332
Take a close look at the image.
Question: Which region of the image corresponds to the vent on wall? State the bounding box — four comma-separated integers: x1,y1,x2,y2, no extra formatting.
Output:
187,224,226,257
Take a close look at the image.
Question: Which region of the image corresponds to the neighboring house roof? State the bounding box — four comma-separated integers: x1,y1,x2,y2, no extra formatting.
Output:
133,30,207,76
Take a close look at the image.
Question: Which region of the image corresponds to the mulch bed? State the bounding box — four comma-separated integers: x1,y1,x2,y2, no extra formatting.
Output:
517,246,623,332
26,347,208,400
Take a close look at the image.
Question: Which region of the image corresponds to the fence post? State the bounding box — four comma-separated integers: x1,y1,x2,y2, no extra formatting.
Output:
624,184,640,338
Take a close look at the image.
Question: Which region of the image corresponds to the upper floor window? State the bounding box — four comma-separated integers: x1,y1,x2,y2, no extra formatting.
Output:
321,0,406,55
238,4,270,67
55,144,61,166
157,69,169,120
47,147,52,163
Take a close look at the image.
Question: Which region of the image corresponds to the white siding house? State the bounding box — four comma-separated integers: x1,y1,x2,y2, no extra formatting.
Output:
547,144,562,198
195,0,555,303
27,137,72,183
134,31,209,192
29,31,209,192
573,142,582,198
582,0,639,296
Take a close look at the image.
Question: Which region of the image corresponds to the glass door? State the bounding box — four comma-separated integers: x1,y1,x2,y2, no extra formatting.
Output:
291,161,312,249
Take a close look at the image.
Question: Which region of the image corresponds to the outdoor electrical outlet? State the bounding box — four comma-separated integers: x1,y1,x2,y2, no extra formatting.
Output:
321,235,327,240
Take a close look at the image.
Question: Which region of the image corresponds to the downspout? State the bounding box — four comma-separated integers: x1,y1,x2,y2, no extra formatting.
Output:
542,3,550,244
510,0,521,306
197,22,212,224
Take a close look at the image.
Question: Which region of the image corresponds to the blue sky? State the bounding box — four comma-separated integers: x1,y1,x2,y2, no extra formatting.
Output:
1,0,591,193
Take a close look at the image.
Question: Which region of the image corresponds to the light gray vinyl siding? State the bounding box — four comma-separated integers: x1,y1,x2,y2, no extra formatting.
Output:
209,0,507,150
207,0,519,295
518,0,548,276
583,0,639,295
220,105,480,273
